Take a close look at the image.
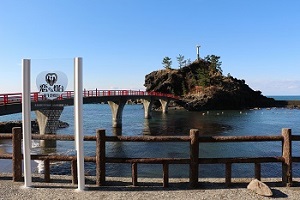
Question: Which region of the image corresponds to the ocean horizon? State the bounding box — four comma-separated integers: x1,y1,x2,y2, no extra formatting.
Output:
267,95,300,101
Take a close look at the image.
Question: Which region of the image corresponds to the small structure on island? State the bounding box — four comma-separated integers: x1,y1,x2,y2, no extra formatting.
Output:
196,45,201,61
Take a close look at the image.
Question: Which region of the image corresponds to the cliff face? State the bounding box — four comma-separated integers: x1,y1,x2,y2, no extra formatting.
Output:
144,60,275,111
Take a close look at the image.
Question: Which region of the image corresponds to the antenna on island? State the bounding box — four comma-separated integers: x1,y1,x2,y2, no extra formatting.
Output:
196,45,201,61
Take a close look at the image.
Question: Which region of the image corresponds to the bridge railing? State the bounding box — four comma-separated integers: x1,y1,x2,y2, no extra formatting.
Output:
82,89,179,99
0,90,179,105
0,128,299,188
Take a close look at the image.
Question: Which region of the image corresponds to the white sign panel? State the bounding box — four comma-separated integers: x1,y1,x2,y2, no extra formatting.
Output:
36,71,68,100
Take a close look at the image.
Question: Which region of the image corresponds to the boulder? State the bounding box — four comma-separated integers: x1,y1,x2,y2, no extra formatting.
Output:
247,179,273,197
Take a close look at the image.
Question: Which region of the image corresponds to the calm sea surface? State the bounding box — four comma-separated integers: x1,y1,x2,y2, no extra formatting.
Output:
1,96,300,178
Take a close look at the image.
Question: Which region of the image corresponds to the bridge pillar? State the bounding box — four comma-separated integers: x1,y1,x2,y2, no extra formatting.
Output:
159,99,170,114
142,99,153,119
108,99,127,128
35,106,64,148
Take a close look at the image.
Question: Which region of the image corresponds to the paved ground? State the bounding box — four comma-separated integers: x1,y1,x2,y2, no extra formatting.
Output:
1,173,300,199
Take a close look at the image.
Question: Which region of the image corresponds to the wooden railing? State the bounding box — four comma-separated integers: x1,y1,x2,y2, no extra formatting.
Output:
0,90,179,105
0,128,299,188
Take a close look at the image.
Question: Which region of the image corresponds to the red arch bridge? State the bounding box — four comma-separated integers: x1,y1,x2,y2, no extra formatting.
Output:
0,89,179,146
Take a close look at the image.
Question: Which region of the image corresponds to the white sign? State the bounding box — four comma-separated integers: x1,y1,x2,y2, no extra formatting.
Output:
36,71,68,100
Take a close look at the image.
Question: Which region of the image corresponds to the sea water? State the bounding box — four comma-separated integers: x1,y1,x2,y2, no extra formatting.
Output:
1,100,300,178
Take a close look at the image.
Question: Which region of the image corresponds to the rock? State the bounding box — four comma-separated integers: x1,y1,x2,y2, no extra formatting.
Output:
144,59,276,111
247,179,273,197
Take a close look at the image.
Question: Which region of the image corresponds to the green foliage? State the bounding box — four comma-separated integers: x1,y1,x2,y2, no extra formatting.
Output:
193,55,223,87
204,55,223,76
197,68,210,87
161,55,192,70
159,54,224,93
162,56,172,69
186,58,192,66
176,54,185,69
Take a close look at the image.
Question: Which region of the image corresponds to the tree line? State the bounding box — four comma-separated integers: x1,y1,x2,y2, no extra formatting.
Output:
161,54,224,87
162,55,192,70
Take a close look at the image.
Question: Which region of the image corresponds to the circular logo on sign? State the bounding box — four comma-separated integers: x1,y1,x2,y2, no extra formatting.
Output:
36,71,68,100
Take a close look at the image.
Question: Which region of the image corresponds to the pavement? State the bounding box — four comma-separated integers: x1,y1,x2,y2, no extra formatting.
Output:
1,173,300,200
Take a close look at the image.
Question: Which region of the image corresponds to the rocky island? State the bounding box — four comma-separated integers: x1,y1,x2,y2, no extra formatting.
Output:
144,55,277,111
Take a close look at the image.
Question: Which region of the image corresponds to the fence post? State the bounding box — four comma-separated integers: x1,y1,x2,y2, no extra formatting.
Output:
163,163,169,188
12,127,23,182
44,158,50,183
96,129,106,186
282,128,292,186
132,163,138,186
255,163,261,180
189,129,199,188
225,163,232,187
71,159,78,185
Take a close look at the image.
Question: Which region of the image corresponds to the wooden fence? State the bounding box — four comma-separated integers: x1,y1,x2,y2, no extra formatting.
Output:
0,127,300,188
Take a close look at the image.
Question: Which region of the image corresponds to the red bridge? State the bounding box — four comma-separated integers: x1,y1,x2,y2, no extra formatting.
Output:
0,90,179,144
0,89,178,106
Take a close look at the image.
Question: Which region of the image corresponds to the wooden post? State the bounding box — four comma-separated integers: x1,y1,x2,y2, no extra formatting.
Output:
132,163,138,186
163,163,169,188
189,129,199,188
96,129,106,186
12,127,22,182
255,163,261,180
225,163,231,187
71,159,78,185
44,159,50,183
282,128,292,186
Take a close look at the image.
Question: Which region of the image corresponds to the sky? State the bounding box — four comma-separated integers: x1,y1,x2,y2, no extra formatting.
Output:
0,0,299,95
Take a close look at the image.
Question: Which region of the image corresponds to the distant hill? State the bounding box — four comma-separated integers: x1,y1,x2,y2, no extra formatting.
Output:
144,57,276,111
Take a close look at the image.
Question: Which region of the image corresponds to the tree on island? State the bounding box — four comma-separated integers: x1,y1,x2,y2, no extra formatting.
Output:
162,56,172,69
176,54,185,69
205,55,223,76
196,55,223,87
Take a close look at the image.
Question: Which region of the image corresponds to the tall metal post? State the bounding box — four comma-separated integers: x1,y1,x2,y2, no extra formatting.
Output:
74,57,85,191
196,45,201,61
22,59,32,187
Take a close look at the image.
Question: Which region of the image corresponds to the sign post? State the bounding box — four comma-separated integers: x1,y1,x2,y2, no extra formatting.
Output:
22,59,32,188
21,57,85,190
74,57,85,191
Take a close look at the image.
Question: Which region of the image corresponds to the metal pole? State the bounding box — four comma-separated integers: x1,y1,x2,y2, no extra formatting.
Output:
74,57,85,191
196,45,200,61
22,59,32,187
